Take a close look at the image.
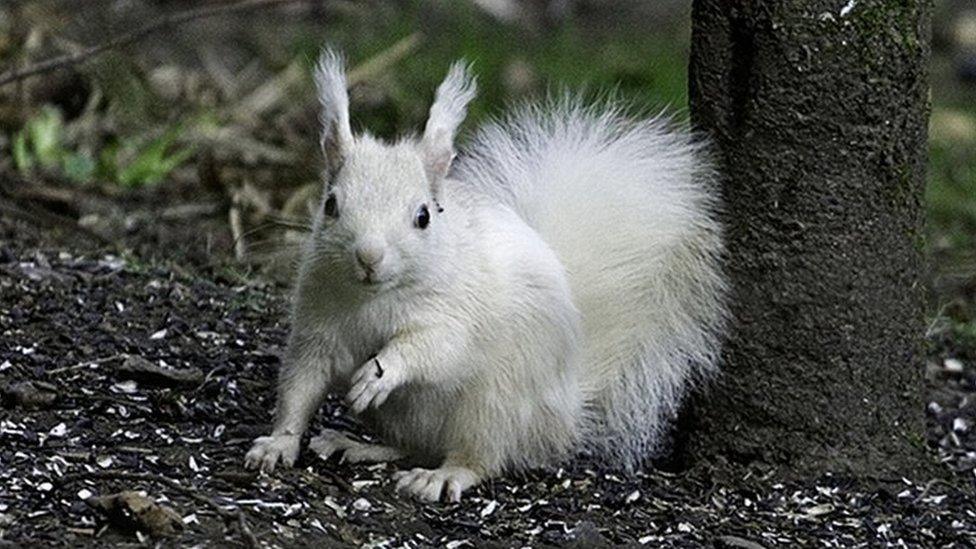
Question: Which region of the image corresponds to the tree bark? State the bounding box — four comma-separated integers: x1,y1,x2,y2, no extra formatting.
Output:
685,0,932,477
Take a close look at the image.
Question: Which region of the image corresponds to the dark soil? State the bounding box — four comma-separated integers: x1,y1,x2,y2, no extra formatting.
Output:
1,181,975,548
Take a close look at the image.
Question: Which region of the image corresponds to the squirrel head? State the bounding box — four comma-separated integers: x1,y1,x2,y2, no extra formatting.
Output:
307,49,476,291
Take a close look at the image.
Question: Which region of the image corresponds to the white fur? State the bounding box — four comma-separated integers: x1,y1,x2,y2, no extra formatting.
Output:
455,98,727,469
315,49,353,174
422,61,477,186
245,52,727,500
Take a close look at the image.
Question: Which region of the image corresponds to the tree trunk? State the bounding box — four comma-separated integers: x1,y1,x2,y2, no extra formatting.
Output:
684,0,932,477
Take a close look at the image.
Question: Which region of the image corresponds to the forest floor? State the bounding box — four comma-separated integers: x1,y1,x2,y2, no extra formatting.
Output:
2,180,976,548
1,0,975,546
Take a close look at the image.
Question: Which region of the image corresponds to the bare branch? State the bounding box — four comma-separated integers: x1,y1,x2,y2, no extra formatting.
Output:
0,0,306,88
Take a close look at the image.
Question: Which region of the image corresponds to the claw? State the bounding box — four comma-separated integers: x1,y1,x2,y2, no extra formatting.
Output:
393,465,481,503
345,355,404,413
244,434,300,472
309,429,405,464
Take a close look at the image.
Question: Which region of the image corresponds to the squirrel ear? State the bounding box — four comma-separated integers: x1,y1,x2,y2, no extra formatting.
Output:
422,61,477,186
315,48,354,178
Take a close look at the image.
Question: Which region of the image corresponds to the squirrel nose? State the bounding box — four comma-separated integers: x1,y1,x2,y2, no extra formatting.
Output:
355,245,385,270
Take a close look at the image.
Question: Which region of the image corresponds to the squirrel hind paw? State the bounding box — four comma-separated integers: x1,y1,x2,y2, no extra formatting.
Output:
308,429,350,461
309,429,403,464
394,466,481,503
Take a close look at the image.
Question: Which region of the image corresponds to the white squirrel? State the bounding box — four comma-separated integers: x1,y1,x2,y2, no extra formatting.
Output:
244,50,726,502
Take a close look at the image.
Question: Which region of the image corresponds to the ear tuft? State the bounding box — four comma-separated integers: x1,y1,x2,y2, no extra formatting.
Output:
315,48,354,178
422,61,477,186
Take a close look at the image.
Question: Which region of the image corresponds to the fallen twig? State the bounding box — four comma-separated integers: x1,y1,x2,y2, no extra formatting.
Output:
346,33,423,87
60,470,260,548
47,354,123,376
0,0,304,88
0,194,110,245
313,468,354,495
185,125,297,164
914,478,956,504
228,31,423,125
229,189,247,261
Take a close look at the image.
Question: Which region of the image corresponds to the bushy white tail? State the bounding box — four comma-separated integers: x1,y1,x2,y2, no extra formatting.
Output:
455,98,727,470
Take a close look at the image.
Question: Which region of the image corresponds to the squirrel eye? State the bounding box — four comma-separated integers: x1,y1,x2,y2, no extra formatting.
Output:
414,204,430,230
324,193,338,218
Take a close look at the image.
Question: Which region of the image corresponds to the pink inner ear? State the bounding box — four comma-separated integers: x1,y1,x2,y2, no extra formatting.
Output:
425,150,453,180
423,129,454,181
321,113,352,179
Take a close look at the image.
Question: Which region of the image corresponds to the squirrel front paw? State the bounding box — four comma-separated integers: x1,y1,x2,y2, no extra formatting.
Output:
244,434,300,472
346,355,406,414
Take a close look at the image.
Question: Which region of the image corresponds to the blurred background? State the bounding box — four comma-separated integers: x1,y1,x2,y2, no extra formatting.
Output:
0,0,973,324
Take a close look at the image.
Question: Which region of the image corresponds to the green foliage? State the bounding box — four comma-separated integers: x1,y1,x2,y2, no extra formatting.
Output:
927,128,976,251
10,105,193,188
22,105,63,169
108,129,196,188
62,152,97,182
12,106,97,183
952,320,976,347
11,131,32,172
